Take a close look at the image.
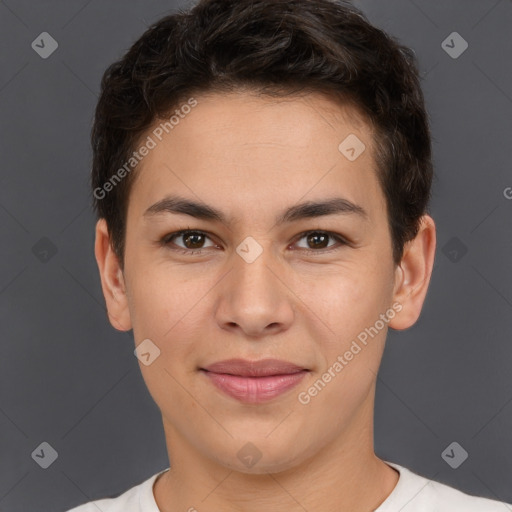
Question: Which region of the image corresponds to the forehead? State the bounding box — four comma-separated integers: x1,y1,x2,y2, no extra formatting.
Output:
127,90,386,227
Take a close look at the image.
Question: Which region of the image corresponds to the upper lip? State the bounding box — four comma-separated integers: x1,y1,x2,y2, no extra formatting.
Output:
201,358,308,377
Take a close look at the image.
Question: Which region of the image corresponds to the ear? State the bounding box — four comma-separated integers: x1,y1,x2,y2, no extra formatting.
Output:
388,214,436,331
94,218,132,332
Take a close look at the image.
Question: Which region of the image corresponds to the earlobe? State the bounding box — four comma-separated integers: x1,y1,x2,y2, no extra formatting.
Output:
94,218,133,332
388,215,436,331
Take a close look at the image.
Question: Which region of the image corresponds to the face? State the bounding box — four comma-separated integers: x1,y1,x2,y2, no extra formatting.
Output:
95,90,435,475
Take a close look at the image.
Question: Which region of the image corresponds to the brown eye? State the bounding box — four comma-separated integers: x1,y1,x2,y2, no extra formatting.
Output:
294,230,347,253
162,230,216,253
306,232,329,249
181,232,205,249
161,229,347,256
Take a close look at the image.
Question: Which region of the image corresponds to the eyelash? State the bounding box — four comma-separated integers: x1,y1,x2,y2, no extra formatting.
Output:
160,228,349,256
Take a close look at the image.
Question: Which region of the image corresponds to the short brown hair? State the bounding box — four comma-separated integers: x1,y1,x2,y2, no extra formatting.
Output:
91,0,434,270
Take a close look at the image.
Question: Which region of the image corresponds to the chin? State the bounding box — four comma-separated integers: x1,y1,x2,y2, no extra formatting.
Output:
207,437,313,476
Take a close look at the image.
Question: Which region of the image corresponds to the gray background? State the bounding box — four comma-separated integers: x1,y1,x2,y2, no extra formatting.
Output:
0,0,511,510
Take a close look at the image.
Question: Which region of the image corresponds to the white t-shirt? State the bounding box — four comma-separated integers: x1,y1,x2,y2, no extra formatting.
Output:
66,460,512,511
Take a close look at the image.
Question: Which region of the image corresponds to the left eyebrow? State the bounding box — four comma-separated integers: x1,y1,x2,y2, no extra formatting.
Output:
143,194,369,225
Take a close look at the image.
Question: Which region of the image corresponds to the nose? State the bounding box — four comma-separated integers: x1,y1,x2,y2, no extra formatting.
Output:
214,241,295,338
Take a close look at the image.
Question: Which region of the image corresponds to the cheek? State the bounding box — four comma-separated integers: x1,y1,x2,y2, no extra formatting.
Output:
296,270,390,424
127,268,220,392
128,271,208,407
127,263,208,339
301,262,390,348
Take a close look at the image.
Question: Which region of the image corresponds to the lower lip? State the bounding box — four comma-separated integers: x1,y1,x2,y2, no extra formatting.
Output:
201,370,308,404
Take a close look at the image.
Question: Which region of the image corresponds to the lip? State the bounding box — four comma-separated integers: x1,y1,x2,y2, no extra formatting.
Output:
200,358,309,404
202,358,307,377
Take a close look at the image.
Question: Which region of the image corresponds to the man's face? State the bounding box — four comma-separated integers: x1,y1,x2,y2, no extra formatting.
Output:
104,91,408,472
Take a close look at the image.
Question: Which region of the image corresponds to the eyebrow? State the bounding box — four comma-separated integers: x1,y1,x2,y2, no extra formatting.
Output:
143,194,369,225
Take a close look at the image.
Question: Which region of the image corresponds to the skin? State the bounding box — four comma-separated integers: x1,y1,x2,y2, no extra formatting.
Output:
95,90,436,512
